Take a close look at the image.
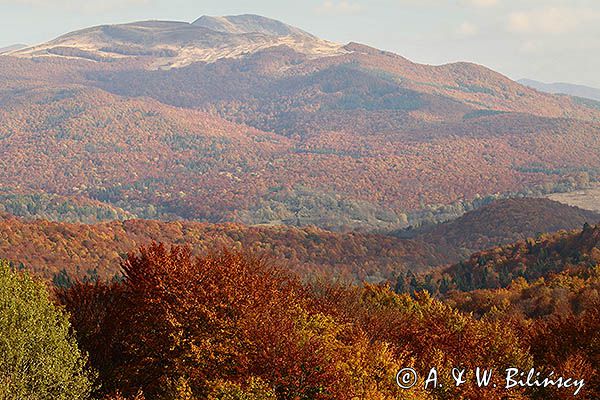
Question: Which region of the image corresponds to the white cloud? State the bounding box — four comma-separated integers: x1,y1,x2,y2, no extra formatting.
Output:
315,1,363,16
508,6,600,34
457,21,478,36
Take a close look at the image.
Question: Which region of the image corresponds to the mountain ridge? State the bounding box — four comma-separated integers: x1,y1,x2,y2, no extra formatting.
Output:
2,15,600,231
7,15,600,120
11,16,344,68
519,78,600,103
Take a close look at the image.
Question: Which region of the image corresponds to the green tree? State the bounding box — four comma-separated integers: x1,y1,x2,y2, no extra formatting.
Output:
0,260,94,399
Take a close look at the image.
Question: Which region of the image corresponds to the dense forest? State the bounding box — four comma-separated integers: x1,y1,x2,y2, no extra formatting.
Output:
0,193,134,223
2,229,598,399
0,201,598,398
1,198,597,284
0,213,441,282
399,222,600,295
2,38,600,230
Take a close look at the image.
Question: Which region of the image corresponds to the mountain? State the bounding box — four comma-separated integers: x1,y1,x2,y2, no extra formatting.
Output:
2,15,600,230
0,44,27,54
192,14,315,38
519,78,600,103
12,17,343,68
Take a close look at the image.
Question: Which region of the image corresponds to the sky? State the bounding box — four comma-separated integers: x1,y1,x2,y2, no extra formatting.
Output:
1,0,599,88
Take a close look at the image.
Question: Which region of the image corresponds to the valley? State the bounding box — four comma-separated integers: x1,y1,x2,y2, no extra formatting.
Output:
548,183,600,213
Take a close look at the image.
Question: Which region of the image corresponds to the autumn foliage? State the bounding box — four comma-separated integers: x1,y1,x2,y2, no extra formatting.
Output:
54,240,598,399
61,244,402,399
2,50,600,231
3,18,600,399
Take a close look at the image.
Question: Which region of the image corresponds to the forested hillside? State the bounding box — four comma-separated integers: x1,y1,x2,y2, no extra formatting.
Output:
2,16,600,230
2,198,598,285
0,215,445,282
0,193,134,223
408,197,600,258
399,222,600,295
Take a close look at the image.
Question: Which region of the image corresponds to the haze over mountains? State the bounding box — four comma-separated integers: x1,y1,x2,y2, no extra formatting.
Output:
1,14,600,231
519,78,600,103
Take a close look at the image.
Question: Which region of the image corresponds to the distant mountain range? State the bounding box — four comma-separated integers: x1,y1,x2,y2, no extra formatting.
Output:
2,15,600,231
519,78,600,103
0,44,27,54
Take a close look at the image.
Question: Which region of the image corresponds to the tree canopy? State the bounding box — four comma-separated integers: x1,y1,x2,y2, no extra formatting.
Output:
0,260,94,399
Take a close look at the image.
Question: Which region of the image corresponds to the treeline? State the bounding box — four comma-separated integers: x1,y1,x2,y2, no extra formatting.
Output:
447,266,600,319
0,216,444,282
0,193,134,223
2,199,598,285
397,222,600,296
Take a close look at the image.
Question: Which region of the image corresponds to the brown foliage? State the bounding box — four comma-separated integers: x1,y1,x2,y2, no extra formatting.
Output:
62,244,389,399
2,53,600,230
0,215,443,281
529,303,600,398
58,243,552,399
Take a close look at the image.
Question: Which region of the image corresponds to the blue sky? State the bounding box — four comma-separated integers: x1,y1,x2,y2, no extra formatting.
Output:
1,0,599,87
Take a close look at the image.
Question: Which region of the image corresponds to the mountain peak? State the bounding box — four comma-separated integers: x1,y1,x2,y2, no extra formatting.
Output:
10,15,342,69
192,14,315,38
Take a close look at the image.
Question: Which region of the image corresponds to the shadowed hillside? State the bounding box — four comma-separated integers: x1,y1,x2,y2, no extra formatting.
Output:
410,198,600,258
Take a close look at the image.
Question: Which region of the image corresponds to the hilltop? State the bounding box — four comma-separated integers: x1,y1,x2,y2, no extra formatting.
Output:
192,14,316,37
12,16,343,68
411,198,600,258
